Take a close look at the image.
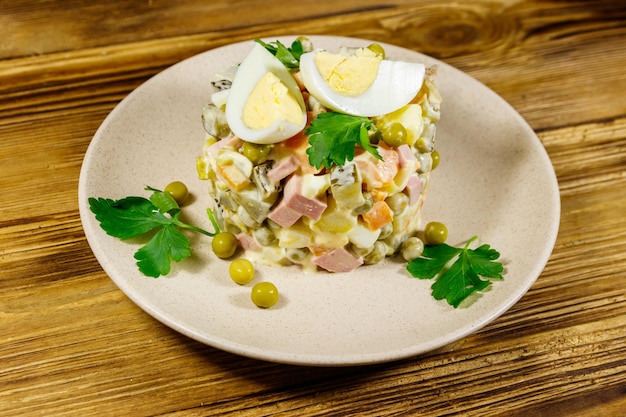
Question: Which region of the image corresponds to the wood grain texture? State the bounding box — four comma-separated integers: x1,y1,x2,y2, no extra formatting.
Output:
1,0,625,416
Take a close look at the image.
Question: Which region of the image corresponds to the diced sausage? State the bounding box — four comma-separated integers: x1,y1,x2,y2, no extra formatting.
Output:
267,199,302,228
267,156,298,184
237,232,261,251
397,144,417,168
312,247,363,273
206,135,242,158
404,173,422,205
268,174,327,227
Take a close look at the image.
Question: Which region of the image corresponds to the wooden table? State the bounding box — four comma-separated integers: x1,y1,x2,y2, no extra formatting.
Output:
2,1,625,415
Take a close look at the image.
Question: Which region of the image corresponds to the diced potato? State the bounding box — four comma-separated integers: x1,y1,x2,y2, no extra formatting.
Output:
391,204,421,236
256,246,290,266
332,181,364,210
276,221,313,249
391,165,417,193
196,155,211,180
311,198,357,234
301,173,331,199
218,149,253,177
216,149,253,191
348,222,381,249
217,163,250,191
237,205,260,228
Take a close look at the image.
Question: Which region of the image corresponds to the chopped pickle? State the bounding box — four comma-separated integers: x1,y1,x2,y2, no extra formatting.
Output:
330,162,365,210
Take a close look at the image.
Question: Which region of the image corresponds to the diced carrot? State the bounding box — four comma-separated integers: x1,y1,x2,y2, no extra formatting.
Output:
309,245,334,257
281,129,309,150
356,143,399,190
369,189,388,202
216,163,250,191
274,130,320,175
361,200,394,230
375,143,400,185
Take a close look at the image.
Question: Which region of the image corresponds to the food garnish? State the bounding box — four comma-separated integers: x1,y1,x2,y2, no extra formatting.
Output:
254,38,305,69
407,236,504,308
305,111,382,169
88,186,219,278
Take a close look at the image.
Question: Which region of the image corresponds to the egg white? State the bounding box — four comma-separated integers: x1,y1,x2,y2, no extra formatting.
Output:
299,50,426,117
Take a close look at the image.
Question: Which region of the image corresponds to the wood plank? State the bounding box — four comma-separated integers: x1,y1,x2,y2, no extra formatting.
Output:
1,1,625,415
2,1,625,129
1,116,624,415
0,0,421,59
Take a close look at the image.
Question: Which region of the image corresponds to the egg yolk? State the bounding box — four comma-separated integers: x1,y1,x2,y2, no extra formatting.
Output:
313,48,382,97
242,72,304,130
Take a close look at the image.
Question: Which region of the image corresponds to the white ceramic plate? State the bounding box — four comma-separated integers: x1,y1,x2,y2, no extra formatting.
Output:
79,36,560,366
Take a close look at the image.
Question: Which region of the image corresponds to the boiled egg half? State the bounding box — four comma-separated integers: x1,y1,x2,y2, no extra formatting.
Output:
225,43,307,144
299,47,425,117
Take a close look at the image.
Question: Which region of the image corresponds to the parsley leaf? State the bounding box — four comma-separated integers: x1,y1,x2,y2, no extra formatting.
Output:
305,112,382,169
148,188,180,216
88,196,171,239
88,187,219,278
254,38,304,69
134,225,190,277
407,236,504,307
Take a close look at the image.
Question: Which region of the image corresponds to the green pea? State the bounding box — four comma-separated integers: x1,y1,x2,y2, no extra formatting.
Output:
364,241,387,265
401,237,424,261
296,36,313,52
381,123,408,147
241,142,272,164
251,282,279,308
424,221,448,245
164,181,188,205
253,226,277,246
431,149,440,170
367,43,386,59
386,192,409,215
286,248,310,263
212,232,239,259
370,129,382,144
415,138,431,153
378,223,393,240
229,258,255,285
350,244,373,258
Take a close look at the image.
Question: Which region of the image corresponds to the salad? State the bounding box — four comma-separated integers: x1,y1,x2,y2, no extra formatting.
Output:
196,37,442,273
87,37,504,307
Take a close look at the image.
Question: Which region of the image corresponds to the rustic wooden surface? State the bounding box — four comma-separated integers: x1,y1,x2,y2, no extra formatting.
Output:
1,0,625,415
